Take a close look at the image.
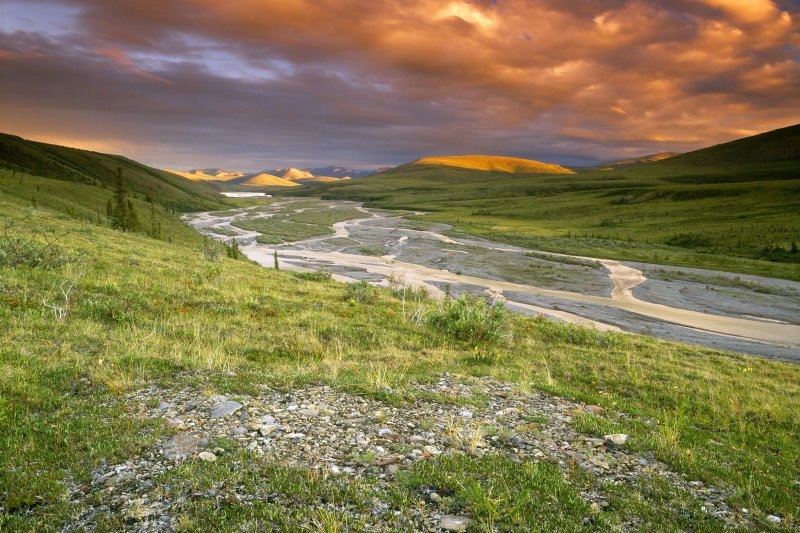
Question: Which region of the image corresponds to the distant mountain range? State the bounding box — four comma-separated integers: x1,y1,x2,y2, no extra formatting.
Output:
167,165,376,187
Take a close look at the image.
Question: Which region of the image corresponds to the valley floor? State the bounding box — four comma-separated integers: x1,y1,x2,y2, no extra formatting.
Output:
183,199,800,361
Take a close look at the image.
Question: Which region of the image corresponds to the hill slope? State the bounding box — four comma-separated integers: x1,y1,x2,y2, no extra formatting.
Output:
410,155,575,174
240,173,300,187
658,123,800,168
297,125,800,278
0,133,225,212
166,168,245,182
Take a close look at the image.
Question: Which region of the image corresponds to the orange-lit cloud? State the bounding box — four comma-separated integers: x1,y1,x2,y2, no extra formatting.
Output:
0,0,798,169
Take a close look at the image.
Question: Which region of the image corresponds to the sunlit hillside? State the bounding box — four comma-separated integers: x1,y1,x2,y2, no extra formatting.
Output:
242,173,301,187
412,155,575,174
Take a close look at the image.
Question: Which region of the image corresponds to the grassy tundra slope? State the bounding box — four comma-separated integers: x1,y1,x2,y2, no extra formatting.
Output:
302,125,800,280
1,161,799,530
0,133,226,213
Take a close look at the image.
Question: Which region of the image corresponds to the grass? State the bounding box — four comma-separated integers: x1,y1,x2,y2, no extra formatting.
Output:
230,203,365,244
1,183,799,530
297,155,800,280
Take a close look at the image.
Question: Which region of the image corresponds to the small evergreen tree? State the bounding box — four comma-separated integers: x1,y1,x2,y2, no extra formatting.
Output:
109,168,140,232
149,203,162,239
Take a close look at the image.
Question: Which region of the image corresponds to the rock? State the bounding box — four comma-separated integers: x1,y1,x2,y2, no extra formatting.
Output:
103,473,135,488
210,401,243,418
166,418,185,429
259,424,278,436
585,404,604,415
429,492,441,502
377,428,394,436
439,514,472,532
161,433,207,462
603,433,628,446
422,445,441,456
230,426,248,436
298,408,319,417
198,452,217,462
458,410,473,419
766,515,781,524
284,432,306,442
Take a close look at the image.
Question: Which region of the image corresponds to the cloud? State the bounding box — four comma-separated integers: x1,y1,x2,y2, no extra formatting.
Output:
1,0,798,169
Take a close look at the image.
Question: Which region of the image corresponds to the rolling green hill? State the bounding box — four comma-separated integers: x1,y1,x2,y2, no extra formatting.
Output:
0,133,232,245
657,123,800,167
0,133,226,213
298,125,800,279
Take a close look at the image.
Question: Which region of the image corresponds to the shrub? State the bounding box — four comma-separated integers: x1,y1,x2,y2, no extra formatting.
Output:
293,271,332,282
427,295,508,346
0,236,70,269
344,280,378,304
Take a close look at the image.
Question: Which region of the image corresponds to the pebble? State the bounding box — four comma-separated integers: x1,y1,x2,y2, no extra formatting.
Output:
198,452,217,462
210,401,243,418
61,375,750,532
438,514,472,532
604,433,628,446
766,515,782,524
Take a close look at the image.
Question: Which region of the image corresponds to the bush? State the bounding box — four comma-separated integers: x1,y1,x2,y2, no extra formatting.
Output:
427,295,508,346
344,280,377,304
293,271,332,282
0,236,70,269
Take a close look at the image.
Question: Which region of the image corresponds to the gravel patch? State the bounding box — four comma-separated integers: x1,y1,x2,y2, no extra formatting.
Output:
61,375,749,532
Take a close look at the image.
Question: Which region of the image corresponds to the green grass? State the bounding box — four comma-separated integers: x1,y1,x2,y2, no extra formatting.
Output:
296,155,800,280
230,204,365,244
1,185,799,530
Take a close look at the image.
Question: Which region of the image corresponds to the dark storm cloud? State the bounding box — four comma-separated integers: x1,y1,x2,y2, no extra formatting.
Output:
1,0,798,169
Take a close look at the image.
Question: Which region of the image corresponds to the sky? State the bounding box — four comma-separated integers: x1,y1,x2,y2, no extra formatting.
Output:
1,0,799,171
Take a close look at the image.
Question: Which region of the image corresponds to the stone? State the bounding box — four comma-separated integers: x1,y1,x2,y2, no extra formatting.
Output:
604,433,628,446
284,432,306,442
161,433,207,462
198,452,217,462
260,424,278,436
766,515,781,524
429,492,441,502
439,514,472,532
422,445,440,456
230,426,248,436
458,410,473,419
210,401,243,418
298,408,320,417
585,404,604,415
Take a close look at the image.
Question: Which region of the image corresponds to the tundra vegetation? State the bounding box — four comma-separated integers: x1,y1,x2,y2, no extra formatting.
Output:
1,127,799,530
1,162,799,531
297,126,800,281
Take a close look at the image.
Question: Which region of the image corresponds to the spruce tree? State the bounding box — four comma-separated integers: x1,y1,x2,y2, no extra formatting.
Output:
109,168,140,231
